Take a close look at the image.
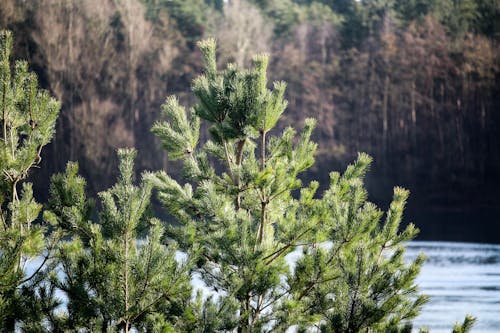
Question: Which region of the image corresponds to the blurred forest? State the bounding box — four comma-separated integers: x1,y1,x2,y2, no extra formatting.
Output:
0,0,499,241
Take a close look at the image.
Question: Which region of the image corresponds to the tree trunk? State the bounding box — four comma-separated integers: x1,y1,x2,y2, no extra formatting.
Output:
382,74,390,167
410,80,417,152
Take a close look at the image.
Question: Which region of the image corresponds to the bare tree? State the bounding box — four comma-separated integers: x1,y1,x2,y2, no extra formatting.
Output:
216,0,272,67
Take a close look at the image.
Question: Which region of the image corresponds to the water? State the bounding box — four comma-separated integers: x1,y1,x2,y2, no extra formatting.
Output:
24,241,500,332
189,241,500,332
407,241,500,332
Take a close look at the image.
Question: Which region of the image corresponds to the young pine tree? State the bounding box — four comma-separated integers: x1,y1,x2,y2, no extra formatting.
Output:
149,39,474,332
0,30,60,331
43,149,192,332
0,30,475,332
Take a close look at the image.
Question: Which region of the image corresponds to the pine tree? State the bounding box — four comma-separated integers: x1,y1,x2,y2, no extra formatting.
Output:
0,30,60,331
149,39,475,332
42,149,193,332
281,162,428,332
0,30,477,332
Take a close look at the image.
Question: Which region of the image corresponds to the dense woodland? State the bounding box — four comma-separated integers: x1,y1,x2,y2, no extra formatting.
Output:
0,0,499,241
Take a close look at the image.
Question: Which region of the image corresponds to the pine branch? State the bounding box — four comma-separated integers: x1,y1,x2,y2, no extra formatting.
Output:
263,227,312,265
20,232,61,284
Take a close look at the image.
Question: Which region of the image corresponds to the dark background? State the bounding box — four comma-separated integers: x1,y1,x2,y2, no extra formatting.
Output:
1,0,499,243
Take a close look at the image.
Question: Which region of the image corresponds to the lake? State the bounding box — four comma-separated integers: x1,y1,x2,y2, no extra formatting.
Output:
193,241,500,332
25,241,500,331
407,241,500,332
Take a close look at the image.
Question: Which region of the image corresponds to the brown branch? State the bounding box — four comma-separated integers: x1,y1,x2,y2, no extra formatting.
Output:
235,139,246,210
222,141,235,183
263,228,312,265
21,233,61,284
2,79,6,143
139,238,155,298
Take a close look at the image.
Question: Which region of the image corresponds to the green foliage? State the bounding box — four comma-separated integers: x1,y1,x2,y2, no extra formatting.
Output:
285,181,429,332
149,38,321,331
43,150,193,331
150,39,474,332
0,25,482,332
452,314,476,333
152,96,200,160
141,0,221,41
430,0,479,36
394,0,436,21
0,29,60,331
249,0,341,36
394,0,493,37
474,0,500,37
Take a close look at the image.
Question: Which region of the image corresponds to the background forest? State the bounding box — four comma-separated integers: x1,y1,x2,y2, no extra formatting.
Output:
0,0,499,242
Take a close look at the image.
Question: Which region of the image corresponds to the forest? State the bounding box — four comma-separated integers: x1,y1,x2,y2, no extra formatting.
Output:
0,0,499,241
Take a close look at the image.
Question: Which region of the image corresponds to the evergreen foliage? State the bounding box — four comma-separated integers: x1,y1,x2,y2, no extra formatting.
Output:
0,28,480,332
0,30,60,331
43,150,192,332
150,39,475,332
141,0,222,41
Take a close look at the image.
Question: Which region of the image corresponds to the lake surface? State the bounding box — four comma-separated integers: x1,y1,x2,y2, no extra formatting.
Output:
25,241,500,332
406,241,500,332
193,241,500,332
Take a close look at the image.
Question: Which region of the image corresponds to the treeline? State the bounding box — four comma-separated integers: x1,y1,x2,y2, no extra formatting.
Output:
0,0,499,238
247,0,500,208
